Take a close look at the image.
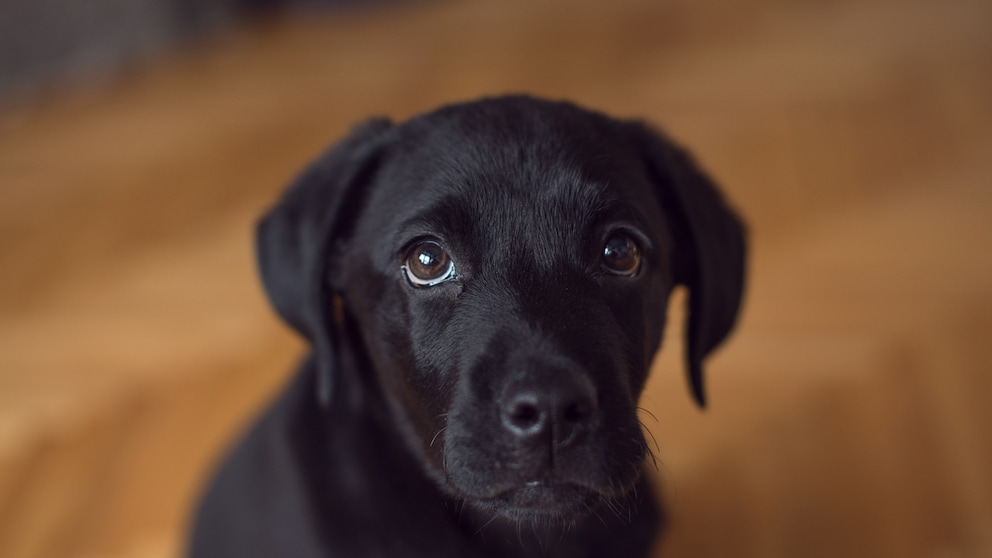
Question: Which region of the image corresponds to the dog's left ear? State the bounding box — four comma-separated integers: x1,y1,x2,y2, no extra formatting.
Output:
256,118,393,408
631,124,747,408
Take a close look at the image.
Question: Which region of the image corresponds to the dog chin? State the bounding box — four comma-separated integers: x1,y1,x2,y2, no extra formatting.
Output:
476,481,602,525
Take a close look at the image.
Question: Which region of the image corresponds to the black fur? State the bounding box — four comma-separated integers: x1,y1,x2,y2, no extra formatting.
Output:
188,96,746,558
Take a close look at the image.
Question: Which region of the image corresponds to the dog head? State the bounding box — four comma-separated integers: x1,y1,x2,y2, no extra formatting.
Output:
257,96,745,523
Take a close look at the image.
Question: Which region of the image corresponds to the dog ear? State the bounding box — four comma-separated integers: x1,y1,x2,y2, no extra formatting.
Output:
633,124,747,408
256,118,393,408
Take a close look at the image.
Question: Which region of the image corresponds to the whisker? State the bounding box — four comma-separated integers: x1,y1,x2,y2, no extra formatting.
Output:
590,505,609,527
638,422,661,471
644,445,659,471
638,420,661,455
636,406,659,423
429,426,447,447
474,513,499,536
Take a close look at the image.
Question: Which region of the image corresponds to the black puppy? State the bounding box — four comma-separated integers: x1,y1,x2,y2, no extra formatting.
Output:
188,96,746,558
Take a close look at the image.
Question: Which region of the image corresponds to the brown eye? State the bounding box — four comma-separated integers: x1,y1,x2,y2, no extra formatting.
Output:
403,241,456,287
602,232,641,276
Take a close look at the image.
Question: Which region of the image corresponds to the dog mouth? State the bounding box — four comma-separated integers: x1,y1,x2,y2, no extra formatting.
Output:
474,478,601,523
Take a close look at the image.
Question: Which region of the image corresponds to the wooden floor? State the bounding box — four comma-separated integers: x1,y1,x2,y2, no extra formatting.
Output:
1,0,991,556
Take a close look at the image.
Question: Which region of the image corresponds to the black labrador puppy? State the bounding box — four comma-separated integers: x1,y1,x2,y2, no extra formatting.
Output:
188,95,746,558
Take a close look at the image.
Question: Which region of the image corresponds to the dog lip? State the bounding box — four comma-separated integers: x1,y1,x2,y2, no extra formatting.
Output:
458,473,603,501
489,480,596,519
511,478,587,497
521,478,572,489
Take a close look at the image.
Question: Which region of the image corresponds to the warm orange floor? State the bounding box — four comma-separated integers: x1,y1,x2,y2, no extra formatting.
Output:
1,0,991,556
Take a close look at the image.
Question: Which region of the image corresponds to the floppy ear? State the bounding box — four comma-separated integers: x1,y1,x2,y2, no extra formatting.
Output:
634,124,747,408
256,118,393,407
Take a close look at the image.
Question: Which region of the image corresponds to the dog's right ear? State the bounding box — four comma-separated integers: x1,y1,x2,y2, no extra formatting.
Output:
256,118,393,408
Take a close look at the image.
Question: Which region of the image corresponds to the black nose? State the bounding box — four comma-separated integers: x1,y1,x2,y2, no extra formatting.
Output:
501,373,598,445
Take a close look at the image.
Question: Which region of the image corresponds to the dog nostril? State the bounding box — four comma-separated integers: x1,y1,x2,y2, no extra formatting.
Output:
507,400,542,430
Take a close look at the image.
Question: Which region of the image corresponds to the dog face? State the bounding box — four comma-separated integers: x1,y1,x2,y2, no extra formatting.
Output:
256,96,745,524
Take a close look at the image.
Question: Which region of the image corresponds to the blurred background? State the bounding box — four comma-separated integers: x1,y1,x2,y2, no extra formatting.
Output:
1,0,990,556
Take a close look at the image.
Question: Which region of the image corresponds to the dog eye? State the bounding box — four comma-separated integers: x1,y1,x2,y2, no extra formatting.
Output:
403,241,456,287
601,232,641,276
